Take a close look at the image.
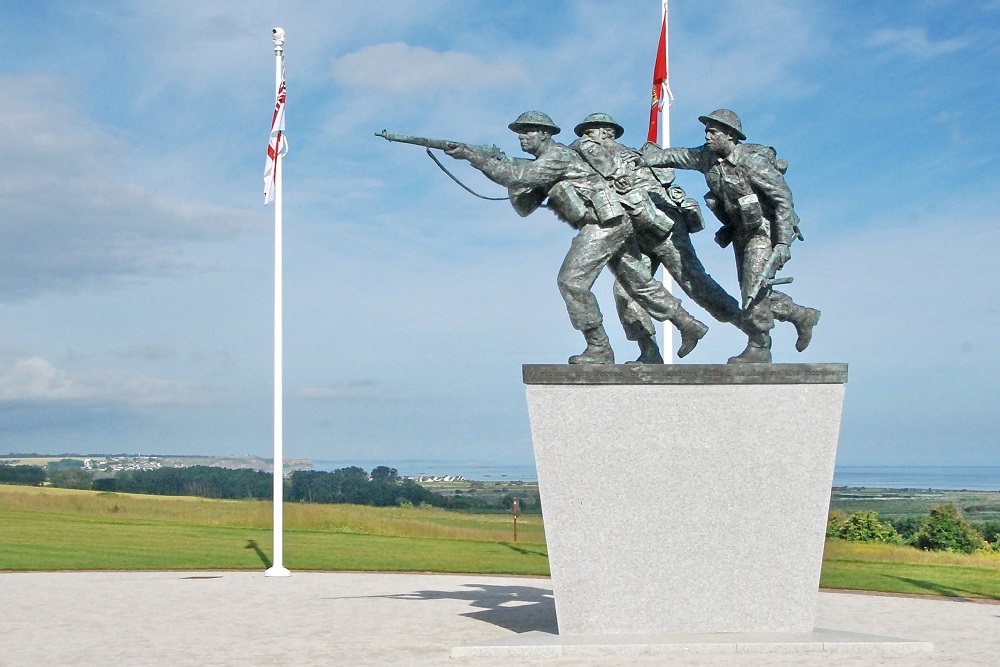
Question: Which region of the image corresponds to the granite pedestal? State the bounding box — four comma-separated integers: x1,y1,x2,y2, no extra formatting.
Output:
522,363,847,636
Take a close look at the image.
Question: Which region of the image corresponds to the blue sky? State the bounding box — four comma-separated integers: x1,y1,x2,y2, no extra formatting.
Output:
2,0,998,467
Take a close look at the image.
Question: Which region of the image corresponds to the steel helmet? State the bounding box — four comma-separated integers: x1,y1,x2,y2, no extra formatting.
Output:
573,112,625,139
697,109,746,141
508,111,561,135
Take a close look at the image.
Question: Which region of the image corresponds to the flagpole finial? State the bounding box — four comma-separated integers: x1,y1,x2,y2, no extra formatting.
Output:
272,27,285,51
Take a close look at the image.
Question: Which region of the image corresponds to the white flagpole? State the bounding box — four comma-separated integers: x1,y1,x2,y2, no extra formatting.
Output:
658,0,674,363
266,26,290,578
660,0,671,151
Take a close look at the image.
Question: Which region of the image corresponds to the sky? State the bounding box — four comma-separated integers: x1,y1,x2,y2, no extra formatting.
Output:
2,0,999,468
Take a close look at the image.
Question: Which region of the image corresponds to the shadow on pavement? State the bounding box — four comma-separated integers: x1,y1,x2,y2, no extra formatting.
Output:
343,583,557,634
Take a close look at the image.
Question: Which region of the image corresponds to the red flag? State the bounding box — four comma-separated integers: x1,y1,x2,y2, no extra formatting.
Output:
646,7,672,144
264,71,287,205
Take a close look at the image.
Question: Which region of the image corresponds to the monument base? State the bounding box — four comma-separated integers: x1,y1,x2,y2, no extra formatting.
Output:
452,628,933,658
523,363,847,636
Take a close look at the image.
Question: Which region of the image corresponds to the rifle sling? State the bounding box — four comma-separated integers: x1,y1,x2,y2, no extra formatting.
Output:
424,149,509,201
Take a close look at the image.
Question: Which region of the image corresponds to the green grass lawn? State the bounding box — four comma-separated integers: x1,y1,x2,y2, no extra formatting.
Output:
5,485,1000,600
0,485,548,575
821,539,1000,600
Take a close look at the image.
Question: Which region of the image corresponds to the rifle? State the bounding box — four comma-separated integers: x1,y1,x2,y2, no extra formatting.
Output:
376,130,509,201
375,130,504,160
744,225,805,309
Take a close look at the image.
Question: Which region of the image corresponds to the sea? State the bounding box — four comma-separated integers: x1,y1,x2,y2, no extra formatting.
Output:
313,460,1000,491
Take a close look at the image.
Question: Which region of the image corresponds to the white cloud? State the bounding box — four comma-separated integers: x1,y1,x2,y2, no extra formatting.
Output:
0,74,267,300
864,27,969,59
331,43,529,94
0,357,202,406
294,381,398,401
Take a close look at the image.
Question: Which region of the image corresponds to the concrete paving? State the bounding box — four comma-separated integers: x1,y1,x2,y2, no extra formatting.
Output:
1,571,997,666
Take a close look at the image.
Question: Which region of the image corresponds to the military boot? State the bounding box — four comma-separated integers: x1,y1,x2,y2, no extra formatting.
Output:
728,333,772,364
788,306,821,352
671,307,709,359
569,325,615,364
626,334,664,365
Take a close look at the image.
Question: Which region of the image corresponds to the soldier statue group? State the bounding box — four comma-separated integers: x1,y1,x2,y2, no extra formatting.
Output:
379,109,820,365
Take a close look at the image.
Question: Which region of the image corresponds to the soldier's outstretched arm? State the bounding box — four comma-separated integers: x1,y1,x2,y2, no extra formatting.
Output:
640,144,710,171
458,149,570,190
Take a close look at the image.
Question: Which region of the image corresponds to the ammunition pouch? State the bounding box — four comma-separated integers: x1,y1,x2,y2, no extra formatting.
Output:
509,186,547,218
634,203,674,241
589,184,625,227
679,198,705,234
737,193,765,232
546,182,588,224
704,193,731,227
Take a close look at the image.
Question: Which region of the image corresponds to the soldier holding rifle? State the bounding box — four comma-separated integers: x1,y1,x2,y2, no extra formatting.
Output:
381,111,709,364
640,109,820,363
570,113,747,364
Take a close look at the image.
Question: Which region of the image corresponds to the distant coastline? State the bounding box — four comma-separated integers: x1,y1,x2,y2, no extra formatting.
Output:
3,455,999,491
832,465,1000,492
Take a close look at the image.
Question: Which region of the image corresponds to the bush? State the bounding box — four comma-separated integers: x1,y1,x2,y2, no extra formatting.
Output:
0,464,46,486
826,509,848,537
48,468,94,490
828,510,905,544
885,515,924,540
912,503,986,554
972,519,1000,545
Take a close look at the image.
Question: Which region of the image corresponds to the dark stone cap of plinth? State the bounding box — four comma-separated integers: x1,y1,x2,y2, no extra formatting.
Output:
522,363,848,385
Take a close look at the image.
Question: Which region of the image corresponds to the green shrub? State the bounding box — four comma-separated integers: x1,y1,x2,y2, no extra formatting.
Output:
972,519,1000,545
829,510,904,544
886,515,924,540
826,509,848,537
912,503,987,554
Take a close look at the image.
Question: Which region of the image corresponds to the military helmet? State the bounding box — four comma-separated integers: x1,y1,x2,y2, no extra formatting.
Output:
697,109,746,141
508,111,561,135
573,112,625,139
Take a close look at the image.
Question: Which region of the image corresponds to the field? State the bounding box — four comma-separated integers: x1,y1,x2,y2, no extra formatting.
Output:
4,485,1000,600
821,539,1000,599
0,485,547,575
830,487,1000,521
418,479,540,509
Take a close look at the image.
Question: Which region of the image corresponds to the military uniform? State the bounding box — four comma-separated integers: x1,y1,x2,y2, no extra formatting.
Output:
641,109,819,362
459,112,698,363
570,114,740,361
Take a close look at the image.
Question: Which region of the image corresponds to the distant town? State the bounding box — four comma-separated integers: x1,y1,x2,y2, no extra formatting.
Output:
0,454,465,481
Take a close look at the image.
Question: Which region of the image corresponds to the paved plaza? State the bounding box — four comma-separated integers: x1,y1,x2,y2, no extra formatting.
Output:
1,571,997,666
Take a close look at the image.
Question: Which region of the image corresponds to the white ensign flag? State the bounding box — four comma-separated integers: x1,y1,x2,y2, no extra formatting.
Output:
264,71,287,205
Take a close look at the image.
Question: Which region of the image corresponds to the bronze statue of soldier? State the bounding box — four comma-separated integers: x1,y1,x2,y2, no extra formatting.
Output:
641,109,820,363
570,113,747,363
444,111,708,364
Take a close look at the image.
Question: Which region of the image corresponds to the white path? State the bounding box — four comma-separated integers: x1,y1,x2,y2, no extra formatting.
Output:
0,572,997,666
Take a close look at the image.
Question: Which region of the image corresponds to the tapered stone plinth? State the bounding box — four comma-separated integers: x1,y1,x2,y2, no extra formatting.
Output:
523,363,847,636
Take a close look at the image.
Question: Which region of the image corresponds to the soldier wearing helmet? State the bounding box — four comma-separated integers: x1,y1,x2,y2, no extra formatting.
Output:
445,111,700,363
571,112,747,363
641,109,821,363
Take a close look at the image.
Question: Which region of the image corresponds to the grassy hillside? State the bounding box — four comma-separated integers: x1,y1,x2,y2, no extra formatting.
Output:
821,539,1000,599
5,485,1000,600
0,485,547,574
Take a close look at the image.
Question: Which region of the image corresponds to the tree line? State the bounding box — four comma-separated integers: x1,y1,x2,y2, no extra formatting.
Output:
0,461,520,511
828,504,1000,554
